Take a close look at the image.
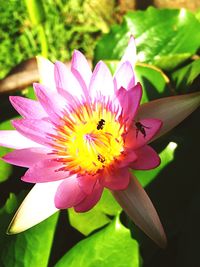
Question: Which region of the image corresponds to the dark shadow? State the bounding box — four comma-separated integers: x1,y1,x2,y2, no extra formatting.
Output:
129,108,200,266
135,0,155,10
48,211,84,267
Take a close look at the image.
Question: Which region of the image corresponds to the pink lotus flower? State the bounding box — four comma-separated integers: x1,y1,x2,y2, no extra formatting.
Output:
0,37,199,248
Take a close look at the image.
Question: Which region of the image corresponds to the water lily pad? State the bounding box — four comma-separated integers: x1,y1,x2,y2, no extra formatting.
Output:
55,217,139,267
0,192,58,267
95,7,200,71
68,189,121,236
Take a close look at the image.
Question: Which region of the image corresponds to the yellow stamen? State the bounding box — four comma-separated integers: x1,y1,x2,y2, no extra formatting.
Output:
54,103,124,175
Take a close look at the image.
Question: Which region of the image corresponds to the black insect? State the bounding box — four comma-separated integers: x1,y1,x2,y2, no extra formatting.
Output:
135,121,150,138
97,154,105,163
97,119,105,130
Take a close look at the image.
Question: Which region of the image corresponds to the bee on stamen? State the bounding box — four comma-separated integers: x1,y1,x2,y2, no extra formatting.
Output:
135,121,150,138
97,119,105,130
97,154,105,163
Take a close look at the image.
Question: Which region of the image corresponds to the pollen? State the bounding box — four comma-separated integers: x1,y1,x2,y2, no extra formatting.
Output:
52,102,124,175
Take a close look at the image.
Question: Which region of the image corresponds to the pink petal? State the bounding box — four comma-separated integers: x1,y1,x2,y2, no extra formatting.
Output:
115,36,137,73
9,96,46,119
112,174,167,248
89,61,114,100
117,83,142,125
101,167,130,190
137,92,200,141
22,159,70,183
36,56,56,91
77,174,98,194
125,118,162,150
54,61,88,101
74,181,103,212
71,49,92,90
3,147,51,167
12,118,55,147
7,180,61,234
114,61,135,91
129,145,160,170
54,175,86,209
116,150,138,168
33,83,66,121
0,130,43,149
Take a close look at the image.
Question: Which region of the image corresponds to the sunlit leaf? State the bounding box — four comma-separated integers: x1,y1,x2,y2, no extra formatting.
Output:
105,60,170,104
0,192,58,267
133,142,177,187
55,217,139,267
135,63,170,103
68,189,121,236
172,59,200,93
94,7,200,71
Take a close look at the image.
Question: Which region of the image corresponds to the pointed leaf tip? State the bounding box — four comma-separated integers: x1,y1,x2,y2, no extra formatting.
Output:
112,174,167,248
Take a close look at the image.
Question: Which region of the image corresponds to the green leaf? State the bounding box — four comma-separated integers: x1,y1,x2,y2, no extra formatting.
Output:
24,0,45,26
134,142,177,187
55,217,139,267
68,189,121,236
105,60,170,103
0,192,58,267
94,7,200,71
135,63,170,103
0,120,15,182
172,59,200,93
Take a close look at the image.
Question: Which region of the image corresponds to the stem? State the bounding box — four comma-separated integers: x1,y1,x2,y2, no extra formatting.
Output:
38,24,48,57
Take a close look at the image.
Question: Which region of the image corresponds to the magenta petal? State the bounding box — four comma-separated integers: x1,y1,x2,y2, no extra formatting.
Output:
0,130,42,149
9,96,47,119
22,159,70,183
74,181,103,212
89,61,114,100
101,167,130,190
116,150,138,168
54,61,87,101
54,175,86,209
125,118,162,150
114,61,135,91
3,147,51,167
33,83,66,121
71,50,92,90
130,145,160,170
12,118,55,147
77,174,97,194
117,83,142,125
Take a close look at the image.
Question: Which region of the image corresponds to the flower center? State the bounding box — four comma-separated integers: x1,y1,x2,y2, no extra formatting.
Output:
53,103,124,175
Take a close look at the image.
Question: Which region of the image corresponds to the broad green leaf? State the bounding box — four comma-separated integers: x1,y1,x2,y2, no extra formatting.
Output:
134,142,177,187
135,63,170,103
0,120,15,182
172,59,200,93
0,192,58,267
105,60,170,103
94,7,200,71
68,189,121,236
55,217,139,267
195,8,200,22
